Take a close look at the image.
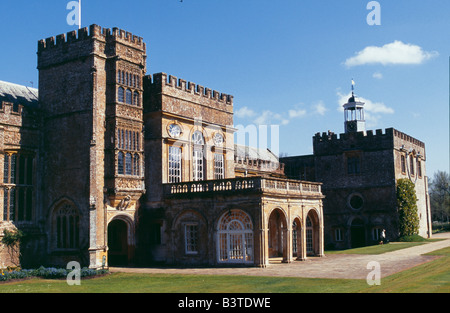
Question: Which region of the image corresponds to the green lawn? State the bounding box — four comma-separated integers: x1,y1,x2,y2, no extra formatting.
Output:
325,242,428,255
325,237,445,255
1,246,449,293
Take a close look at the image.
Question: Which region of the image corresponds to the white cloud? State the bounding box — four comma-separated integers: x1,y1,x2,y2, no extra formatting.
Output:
254,110,290,126
288,108,307,119
344,41,439,67
235,101,327,127
372,72,383,79
313,101,327,115
337,91,394,127
234,106,256,118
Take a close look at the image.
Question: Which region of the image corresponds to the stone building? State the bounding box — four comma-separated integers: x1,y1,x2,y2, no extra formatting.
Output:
0,24,325,269
282,92,432,249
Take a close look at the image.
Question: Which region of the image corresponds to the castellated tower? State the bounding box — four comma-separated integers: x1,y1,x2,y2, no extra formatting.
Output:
37,25,146,268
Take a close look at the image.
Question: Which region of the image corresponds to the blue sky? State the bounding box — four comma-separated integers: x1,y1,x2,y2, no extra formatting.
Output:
0,0,448,176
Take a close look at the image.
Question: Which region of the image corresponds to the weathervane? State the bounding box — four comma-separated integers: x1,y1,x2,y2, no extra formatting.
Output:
351,78,355,97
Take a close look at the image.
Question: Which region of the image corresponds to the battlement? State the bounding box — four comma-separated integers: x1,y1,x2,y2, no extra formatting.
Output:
0,101,23,116
314,128,394,143
148,73,234,106
393,128,425,148
38,24,145,52
313,127,425,155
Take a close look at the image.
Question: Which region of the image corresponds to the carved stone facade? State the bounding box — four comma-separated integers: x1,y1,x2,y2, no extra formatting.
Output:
0,24,325,269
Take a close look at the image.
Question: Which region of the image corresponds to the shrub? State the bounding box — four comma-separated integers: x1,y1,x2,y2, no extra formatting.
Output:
397,179,420,237
398,234,427,242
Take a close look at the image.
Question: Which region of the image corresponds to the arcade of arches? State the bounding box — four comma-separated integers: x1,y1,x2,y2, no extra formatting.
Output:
107,205,324,267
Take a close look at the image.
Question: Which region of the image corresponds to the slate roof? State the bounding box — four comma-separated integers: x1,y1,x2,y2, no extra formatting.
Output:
234,144,279,163
0,80,39,109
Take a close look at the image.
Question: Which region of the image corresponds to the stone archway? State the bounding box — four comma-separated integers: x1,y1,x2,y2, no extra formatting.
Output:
268,208,288,260
108,218,131,266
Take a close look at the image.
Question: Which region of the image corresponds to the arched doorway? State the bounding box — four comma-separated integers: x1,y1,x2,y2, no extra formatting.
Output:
268,209,287,259
350,218,366,248
108,219,129,266
217,209,254,264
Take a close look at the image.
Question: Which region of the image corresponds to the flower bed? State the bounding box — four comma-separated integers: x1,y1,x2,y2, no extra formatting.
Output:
0,266,109,282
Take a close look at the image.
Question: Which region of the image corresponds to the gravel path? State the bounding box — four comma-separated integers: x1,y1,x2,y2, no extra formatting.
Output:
110,232,450,280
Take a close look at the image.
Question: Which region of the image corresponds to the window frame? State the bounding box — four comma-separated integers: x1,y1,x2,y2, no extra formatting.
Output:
3,152,34,223
184,223,199,255
168,146,182,183
214,153,225,180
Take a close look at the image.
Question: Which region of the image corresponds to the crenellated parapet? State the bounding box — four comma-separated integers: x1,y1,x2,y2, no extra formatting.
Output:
313,128,395,155
0,101,40,128
144,73,234,125
147,72,233,105
38,24,146,69
38,24,145,51
393,128,425,149
313,127,426,156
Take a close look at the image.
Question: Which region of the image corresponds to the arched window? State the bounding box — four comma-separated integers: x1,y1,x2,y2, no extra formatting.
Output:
118,87,125,103
192,131,205,181
133,154,140,176
133,91,140,106
125,153,132,175
118,152,124,175
54,202,80,250
401,155,406,174
126,89,132,105
117,70,122,84
217,210,253,264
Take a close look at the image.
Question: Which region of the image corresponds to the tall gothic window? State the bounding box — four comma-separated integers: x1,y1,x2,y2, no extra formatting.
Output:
401,155,406,174
125,153,132,175
192,131,205,181
409,155,415,175
117,128,141,177
54,202,80,250
3,153,34,222
133,154,140,176
118,152,124,175
118,87,125,103
126,89,132,105
133,91,140,106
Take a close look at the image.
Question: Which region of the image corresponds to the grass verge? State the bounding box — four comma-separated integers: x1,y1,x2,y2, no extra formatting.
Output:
0,244,448,293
